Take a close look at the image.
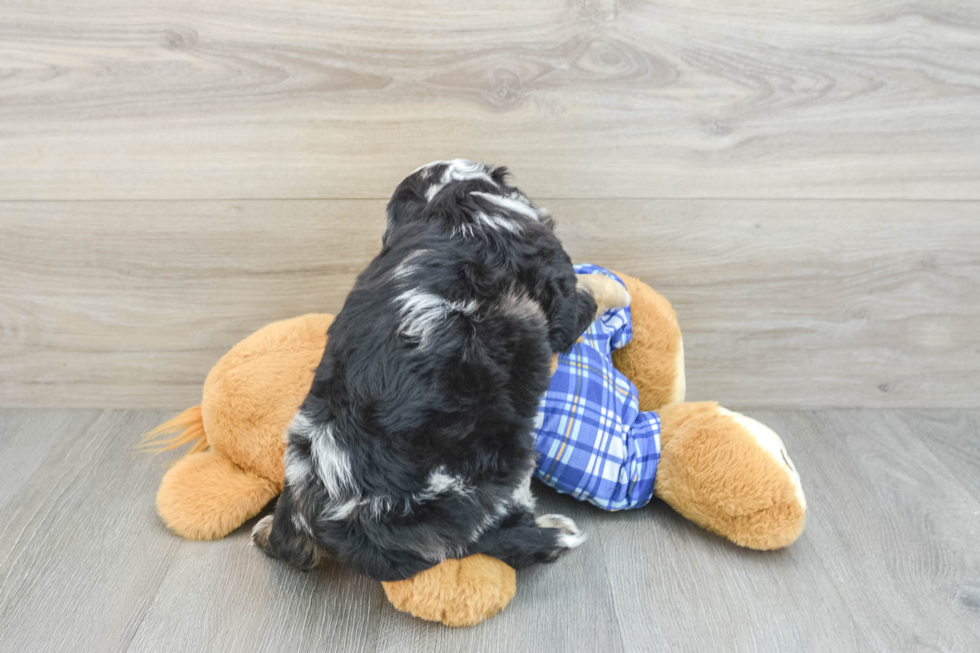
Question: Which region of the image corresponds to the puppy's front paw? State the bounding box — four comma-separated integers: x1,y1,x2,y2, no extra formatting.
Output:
536,513,588,549
576,274,631,316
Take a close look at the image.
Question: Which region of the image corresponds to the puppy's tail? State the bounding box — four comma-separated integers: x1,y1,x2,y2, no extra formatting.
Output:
140,405,208,457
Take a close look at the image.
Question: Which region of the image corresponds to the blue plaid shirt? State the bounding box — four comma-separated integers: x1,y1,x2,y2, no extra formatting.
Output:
533,264,662,511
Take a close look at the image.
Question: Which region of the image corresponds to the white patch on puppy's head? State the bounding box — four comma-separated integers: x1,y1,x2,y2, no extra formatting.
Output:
471,191,540,222
439,159,496,186
413,160,497,204
475,211,524,235
425,183,445,202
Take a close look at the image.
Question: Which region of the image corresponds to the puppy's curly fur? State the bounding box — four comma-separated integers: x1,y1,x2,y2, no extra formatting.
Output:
253,160,615,581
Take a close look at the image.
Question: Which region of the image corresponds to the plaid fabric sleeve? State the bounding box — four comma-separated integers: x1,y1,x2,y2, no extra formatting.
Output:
532,265,662,511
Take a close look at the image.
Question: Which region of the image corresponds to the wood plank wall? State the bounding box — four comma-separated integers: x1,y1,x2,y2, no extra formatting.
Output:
1,1,978,408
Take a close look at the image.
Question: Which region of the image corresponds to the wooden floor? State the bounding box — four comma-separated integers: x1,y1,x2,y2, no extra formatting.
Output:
0,408,978,652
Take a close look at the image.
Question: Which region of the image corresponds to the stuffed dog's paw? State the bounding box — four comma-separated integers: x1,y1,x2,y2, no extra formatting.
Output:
382,554,516,627
576,273,631,317
655,402,806,550
157,451,279,541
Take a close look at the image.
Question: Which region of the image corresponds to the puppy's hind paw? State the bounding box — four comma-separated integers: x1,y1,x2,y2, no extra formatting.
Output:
536,514,588,549
251,515,274,551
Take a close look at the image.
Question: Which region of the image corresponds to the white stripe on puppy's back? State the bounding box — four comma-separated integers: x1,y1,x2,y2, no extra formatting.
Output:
284,446,313,488
419,466,473,500
397,290,448,348
323,497,361,521
445,299,479,315
308,422,354,498
396,289,478,348
285,409,311,444
284,411,313,487
390,249,432,281
285,410,365,521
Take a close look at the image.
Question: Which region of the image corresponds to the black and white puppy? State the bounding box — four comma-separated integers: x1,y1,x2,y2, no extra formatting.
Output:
253,160,630,581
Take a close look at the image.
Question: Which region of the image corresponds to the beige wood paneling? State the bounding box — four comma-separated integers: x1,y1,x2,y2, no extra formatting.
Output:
1,1,978,200
1,199,976,408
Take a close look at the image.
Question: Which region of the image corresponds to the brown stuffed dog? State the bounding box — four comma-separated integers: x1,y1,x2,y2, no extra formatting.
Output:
146,272,805,627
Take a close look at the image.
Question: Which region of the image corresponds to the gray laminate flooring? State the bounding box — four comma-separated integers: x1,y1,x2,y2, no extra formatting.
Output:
0,408,978,652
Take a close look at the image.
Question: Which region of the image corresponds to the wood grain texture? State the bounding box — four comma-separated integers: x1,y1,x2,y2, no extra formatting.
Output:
1,408,979,652
597,408,980,652
1,1,979,200
126,520,385,653
2,199,977,408
773,409,980,652
912,409,980,503
129,497,626,653
0,408,99,510
0,410,181,653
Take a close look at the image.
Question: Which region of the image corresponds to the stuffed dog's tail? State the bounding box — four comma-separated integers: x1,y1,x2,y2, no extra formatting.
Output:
140,405,208,457
142,404,280,541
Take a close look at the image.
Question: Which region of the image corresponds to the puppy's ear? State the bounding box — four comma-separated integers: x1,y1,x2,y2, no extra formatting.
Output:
383,174,429,245
490,165,510,186
547,287,597,354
